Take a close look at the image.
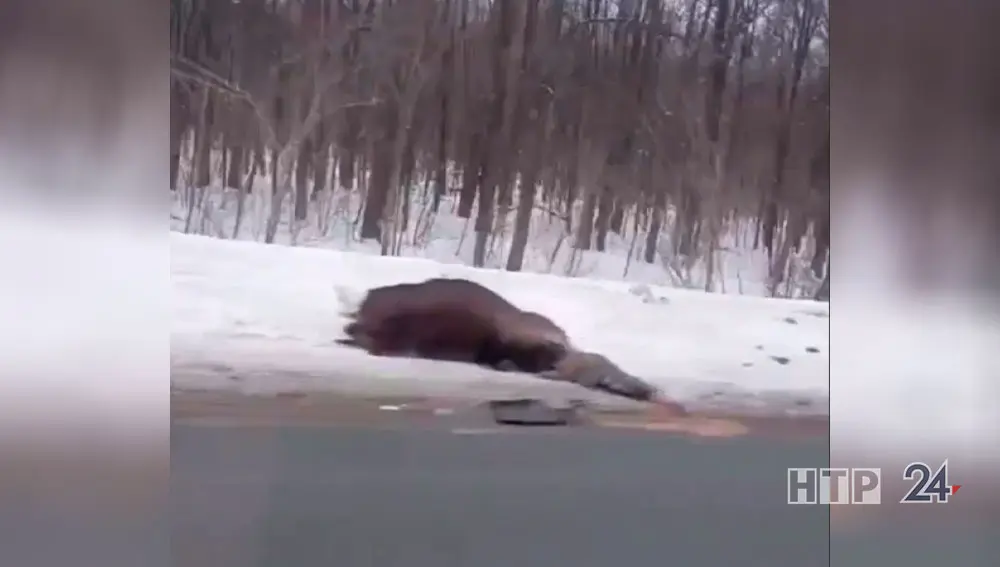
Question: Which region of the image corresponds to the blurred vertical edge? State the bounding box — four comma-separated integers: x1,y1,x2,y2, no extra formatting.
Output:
832,0,1000,564
0,2,168,567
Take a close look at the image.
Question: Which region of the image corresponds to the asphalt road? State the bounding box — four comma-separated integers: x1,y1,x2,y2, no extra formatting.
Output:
171,389,999,567
171,419,831,567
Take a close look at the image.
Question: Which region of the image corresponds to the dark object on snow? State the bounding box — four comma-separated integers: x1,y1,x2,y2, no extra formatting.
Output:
338,278,570,374
488,399,583,426
542,351,684,412
338,278,685,411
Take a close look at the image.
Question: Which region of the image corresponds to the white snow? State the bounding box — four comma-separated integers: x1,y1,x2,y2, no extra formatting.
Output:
171,185,827,300
172,232,829,416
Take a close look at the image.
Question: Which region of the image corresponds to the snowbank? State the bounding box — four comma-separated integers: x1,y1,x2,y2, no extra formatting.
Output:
172,187,827,299
171,232,829,415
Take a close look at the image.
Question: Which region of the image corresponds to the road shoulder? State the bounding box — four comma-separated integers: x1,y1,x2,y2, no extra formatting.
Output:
172,388,829,440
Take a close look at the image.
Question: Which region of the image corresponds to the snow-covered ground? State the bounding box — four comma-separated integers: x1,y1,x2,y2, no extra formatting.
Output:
172,232,830,416
171,183,827,300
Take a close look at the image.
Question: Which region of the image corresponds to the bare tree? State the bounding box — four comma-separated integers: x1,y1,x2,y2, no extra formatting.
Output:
168,0,830,298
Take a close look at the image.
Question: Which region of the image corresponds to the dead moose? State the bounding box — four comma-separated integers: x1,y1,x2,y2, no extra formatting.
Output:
337,277,687,411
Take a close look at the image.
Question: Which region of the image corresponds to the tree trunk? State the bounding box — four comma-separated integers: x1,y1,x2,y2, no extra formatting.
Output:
270,146,278,199
396,123,418,236
563,129,580,233
507,135,541,271
812,208,829,271
433,1,454,214
432,112,448,212
814,266,830,302
169,81,186,191
337,150,355,192
253,144,266,179
360,104,399,242
312,144,329,199
473,0,518,268
609,203,625,234
506,177,537,272
765,5,815,257
704,0,730,146
310,122,330,200
361,142,392,242
504,0,544,269
293,137,312,221
594,186,613,251
193,90,214,188
182,87,211,234
432,159,447,213
643,191,665,264
575,190,597,251
674,179,700,257
264,147,297,244
456,135,480,218
472,163,496,267
399,167,412,235
232,156,258,240
226,143,246,190
381,100,417,255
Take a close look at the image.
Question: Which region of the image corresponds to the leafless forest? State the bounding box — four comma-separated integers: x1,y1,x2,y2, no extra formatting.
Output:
169,0,829,300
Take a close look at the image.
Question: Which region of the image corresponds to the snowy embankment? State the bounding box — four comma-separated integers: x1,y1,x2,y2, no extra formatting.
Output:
172,233,829,416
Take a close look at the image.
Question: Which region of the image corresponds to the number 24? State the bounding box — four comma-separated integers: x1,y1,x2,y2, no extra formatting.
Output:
900,461,952,503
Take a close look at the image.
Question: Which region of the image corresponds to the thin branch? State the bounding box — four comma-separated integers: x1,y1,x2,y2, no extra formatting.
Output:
170,53,278,149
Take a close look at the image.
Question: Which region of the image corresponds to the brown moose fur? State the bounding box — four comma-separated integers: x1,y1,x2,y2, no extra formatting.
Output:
338,278,570,374
339,278,680,408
